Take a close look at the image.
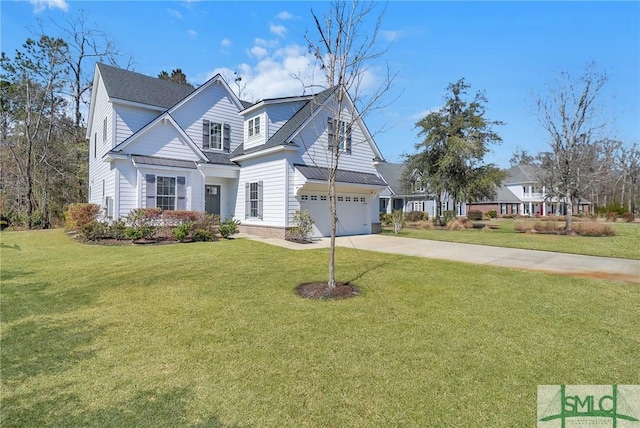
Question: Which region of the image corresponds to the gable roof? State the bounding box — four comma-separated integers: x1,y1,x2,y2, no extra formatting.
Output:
374,161,405,195
505,164,540,184
231,87,336,158
97,63,196,109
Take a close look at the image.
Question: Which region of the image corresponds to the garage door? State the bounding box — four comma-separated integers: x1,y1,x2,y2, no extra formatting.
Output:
299,193,369,237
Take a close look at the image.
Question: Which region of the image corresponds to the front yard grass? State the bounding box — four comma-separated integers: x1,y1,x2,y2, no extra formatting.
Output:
2,229,639,427
382,220,640,260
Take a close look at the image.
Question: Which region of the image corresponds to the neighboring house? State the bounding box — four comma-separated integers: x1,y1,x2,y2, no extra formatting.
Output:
374,161,466,218
86,63,387,238
467,164,591,217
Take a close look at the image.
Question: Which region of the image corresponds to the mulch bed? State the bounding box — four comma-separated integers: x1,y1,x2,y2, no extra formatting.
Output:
295,282,359,300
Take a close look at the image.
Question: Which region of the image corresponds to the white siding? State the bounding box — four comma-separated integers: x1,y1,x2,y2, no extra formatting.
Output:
114,104,160,146
171,83,244,153
297,107,378,174
235,156,287,227
266,101,307,139
87,76,117,208
117,161,139,218
123,124,200,161
203,177,238,220
243,111,267,151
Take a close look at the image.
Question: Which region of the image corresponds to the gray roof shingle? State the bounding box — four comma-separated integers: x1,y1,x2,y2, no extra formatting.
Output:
131,155,198,169
374,161,405,195
97,63,196,109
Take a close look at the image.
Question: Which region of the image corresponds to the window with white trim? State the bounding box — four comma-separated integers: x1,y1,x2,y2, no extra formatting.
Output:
157,176,177,211
248,116,261,137
327,117,352,153
245,181,263,219
203,120,229,151
208,122,222,150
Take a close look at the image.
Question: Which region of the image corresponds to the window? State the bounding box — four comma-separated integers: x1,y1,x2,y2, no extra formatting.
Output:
360,197,366,202
327,117,351,153
413,201,424,212
156,176,176,211
414,179,424,192
248,116,261,137
320,195,327,201
500,204,507,215
511,204,519,215
337,196,344,202
203,120,229,151
93,132,97,158
103,117,107,143
144,175,186,211
345,197,351,202
301,194,309,201
245,181,263,219
310,195,317,201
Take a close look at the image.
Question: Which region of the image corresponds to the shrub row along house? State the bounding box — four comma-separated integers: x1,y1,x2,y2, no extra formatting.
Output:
87,64,388,238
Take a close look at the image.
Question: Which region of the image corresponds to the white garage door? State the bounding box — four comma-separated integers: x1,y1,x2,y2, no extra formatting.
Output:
299,193,369,237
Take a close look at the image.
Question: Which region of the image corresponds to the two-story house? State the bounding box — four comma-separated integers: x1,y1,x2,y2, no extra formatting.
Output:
467,164,591,217
86,63,387,238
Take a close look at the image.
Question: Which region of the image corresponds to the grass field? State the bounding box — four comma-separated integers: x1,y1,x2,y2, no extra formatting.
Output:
382,220,640,260
1,229,639,427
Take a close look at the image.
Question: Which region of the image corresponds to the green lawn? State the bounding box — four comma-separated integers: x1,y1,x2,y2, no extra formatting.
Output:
2,230,639,427
382,220,640,260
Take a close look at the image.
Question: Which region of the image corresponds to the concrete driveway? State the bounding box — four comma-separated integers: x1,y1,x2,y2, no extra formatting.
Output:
239,233,640,284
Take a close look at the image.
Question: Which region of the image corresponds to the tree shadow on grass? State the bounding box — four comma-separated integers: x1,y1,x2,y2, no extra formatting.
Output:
2,386,243,428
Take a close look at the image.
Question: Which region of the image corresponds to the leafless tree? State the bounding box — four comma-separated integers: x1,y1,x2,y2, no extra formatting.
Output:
535,64,610,233
304,0,396,290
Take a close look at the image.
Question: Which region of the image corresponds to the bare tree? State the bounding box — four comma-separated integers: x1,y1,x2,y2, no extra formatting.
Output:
618,143,640,214
305,1,395,290
535,64,610,233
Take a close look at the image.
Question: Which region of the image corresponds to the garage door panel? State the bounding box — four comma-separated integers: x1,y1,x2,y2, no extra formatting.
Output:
299,193,369,237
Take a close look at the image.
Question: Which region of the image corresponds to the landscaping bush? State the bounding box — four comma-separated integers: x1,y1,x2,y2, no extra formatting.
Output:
467,210,483,221
605,212,619,222
391,210,405,234
78,221,110,241
0,215,10,231
623,212,635,222
219,217,240,239
446,218,473,230
163,210,199,224
379,212,392,225
515,221,615,236
124,208,159,241
172,222,193,242
192,228,214,242
65,203,101,231
573,222,615,237
486,209,497,219
595,204,627,217
405,211,426,222
442,210,456,225
288,210,315,242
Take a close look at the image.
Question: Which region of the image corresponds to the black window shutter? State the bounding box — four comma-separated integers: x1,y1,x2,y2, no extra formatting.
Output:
245,182,250,219
202,119,210,149
145,174,156,208
177,176,186,210
346,124,352,154
223,123,231,152
258,181,263,219
327,117,335,148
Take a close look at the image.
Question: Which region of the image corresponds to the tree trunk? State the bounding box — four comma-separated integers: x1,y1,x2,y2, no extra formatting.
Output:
565,192,574,235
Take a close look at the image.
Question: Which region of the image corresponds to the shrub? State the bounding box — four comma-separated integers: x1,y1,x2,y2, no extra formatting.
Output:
442,210,456,225
605,212,619,222
163,210,199,224
219,217,240,238
108,220,128,240
289,210,315,242
0,215,10,231
405,211,426,222
595,204,626,217
78,221,110,241
622,212,635,222
191,213,219,237
192,228,214,242
172,222,193,242
446,218,473,230
467,210,483,221
573,222,615,236
486,210,497,219
124,209,158,240
379,212,392,225
391,210,405,234
65,203,101,231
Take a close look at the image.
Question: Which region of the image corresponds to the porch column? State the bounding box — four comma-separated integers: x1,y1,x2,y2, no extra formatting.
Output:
542,201,546,216
528,201,532,215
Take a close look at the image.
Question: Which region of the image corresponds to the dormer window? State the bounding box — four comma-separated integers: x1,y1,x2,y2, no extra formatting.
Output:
328,117,351,153
248,116,261,137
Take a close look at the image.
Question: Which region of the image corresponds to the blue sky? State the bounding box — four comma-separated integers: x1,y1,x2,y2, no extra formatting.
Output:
2,0,639,167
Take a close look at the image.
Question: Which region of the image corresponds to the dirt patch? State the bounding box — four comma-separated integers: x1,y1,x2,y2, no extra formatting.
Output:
295,282,359,300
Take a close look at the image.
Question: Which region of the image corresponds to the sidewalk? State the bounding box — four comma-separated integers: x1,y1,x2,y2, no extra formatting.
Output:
237,233,640,284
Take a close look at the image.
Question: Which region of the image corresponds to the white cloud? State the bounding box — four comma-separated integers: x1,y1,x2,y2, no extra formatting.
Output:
410,106,442,121
276,11,295,20
167,8,182,19
380,30,402,43
187,29,197,38
30,0,68,13
254,38,279,49
249,46,268,59
220,38,232,48
270,23,287,37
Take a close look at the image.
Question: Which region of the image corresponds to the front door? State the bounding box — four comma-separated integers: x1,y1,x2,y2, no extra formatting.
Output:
205,185,220,215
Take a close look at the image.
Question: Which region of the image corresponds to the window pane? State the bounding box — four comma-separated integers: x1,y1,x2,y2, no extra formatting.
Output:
210,123,222,150
156,176,175,210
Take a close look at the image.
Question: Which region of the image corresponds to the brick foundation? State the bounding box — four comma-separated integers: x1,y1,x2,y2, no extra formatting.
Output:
239,224,289,239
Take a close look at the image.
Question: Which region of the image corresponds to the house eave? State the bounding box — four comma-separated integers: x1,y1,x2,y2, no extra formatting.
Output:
230,145,298,162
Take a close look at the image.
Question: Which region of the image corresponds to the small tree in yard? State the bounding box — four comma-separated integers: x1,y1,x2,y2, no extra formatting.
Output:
305,1,395,292
535,64,611,234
